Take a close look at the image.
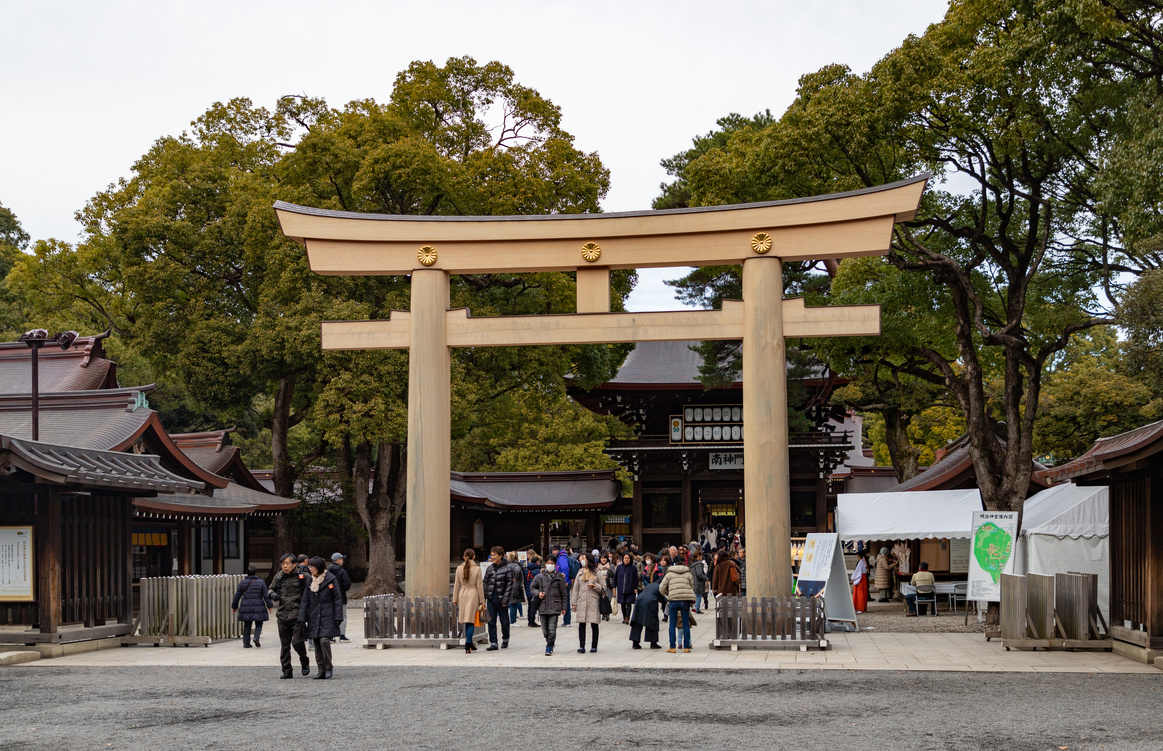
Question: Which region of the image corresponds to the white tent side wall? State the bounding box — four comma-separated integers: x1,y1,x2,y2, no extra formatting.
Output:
836,489,983,541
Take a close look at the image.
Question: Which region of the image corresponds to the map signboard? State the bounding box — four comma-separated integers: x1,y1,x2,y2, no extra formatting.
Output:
794,532,857,625
967,511,1018,602
0,526,35,602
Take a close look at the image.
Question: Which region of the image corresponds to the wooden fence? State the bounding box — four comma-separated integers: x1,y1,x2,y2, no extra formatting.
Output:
363,595,487,649
126,575,244,646
713,595,828,651
1000,572,1110,651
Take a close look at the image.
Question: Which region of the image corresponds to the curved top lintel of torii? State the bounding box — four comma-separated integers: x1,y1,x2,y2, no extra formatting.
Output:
275,175,929,276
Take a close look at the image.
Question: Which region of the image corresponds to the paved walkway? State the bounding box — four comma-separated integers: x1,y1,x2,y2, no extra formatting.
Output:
18,604,1159,673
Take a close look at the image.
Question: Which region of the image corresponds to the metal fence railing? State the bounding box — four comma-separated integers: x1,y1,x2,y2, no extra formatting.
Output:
129,575,244,646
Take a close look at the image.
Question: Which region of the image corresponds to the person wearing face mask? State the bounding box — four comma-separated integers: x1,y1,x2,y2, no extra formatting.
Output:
570,553,607,653
615,552,639,625
529,557,568,655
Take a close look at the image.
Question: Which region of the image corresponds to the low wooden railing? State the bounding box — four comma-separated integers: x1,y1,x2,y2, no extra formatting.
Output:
363,594,487,649
1000,572,1109,651
127,575,244,646
713,595,828,650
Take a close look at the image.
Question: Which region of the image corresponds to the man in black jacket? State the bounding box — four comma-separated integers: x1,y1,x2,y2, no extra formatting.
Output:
482,546,515,650
328,553,353,642
268,553,311,678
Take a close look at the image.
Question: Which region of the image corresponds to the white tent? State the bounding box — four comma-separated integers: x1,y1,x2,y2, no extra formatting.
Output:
1016,483,1109,622
836,489,983,541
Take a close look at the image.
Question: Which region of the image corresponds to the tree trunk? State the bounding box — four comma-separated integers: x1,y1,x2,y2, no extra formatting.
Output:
353,440,407,597
881,407,921,482
270,375,298,558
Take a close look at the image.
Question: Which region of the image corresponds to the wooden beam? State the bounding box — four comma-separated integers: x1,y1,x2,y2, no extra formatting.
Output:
36,490,61,634
297,216,898,275
320,298,880,351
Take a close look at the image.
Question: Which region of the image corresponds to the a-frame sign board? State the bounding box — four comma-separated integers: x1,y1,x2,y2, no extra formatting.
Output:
795,532,858,627
277,176,927,599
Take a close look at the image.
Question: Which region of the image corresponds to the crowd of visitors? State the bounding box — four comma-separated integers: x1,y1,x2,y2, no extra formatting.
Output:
450,534,747,657
233,551,352,680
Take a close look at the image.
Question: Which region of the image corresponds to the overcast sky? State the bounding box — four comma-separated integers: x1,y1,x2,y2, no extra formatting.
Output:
1,0,948,310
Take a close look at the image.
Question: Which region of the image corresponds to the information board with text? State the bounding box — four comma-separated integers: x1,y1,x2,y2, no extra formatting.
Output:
0,526,35,602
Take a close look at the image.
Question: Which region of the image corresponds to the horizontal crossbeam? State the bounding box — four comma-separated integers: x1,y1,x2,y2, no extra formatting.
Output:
320,298,880,351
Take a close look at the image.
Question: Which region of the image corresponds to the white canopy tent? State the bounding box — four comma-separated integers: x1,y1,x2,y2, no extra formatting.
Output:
836,489,983,541
1016,483,1109,621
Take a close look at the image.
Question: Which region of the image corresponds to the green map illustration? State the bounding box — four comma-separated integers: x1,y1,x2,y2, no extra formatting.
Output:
973,523,1013,583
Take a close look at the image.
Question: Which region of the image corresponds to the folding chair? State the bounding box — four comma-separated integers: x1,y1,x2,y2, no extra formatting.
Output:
915,584,938,617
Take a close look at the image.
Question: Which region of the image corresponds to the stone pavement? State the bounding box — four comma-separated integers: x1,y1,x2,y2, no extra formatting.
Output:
16,603,1160,673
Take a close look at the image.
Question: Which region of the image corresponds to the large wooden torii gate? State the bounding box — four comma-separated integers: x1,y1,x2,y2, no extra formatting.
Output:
276,175,927,599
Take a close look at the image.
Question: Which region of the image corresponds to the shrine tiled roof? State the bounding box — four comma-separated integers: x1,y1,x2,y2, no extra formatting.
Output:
1039,419,1163,483
0,335,118,394
450,469,619,511
0,434,200,494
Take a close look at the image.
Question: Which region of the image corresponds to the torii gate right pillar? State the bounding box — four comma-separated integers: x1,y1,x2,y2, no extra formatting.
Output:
742,257,793,599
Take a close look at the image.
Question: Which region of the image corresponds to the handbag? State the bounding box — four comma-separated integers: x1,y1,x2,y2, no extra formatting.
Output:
473,605,484,627
598,593,612,616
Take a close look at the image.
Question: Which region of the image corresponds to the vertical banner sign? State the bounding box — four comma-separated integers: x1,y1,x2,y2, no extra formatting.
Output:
967,511,1019,602
794,532,857,625
0,526,35,602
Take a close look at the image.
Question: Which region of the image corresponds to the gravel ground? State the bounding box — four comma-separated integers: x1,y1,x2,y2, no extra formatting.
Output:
2,666,1160,750
854,596,991,634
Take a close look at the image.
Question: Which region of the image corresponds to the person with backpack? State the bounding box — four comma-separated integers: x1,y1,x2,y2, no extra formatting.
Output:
231,564,273,649
529,556,568,655
554,544,577,626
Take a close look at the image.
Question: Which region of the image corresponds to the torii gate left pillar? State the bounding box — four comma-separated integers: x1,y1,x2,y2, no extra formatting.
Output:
276,175,928,599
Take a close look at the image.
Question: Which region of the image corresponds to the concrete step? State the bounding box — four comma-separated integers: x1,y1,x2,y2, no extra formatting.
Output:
0,650,41,666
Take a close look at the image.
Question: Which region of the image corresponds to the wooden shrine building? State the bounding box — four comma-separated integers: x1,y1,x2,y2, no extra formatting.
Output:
1039,419,1163,663
570,340,855,552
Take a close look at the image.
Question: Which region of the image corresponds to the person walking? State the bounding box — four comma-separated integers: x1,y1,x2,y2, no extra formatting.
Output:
231,564,273,649
875,547,896,602
689,548,709,614
553,544,574,626
298,556,342,679
529,556,568,655
506,552,526,626
852,550,870,614
659,560,696,653
452,548,485,653
628,581,666,650
570,553,606,653
268,553,311,678
524,553,542,628
597,553,615,622
614,552,639,625
483,546,515,650
327,553,353,642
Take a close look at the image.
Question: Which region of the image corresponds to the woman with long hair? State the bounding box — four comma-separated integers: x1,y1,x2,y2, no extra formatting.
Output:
570,553,606,653
452,548,485,653
614,552,639,625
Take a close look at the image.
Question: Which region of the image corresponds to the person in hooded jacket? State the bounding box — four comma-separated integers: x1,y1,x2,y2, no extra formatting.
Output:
629,581,666,649
659,561,696,652
298,556,342,679
554,545,574,626
231,564,274,649
483,546,515,650
268,553,311,678
529,556,568,655
614,552,639,625
524,553,542,627
506,552,526,625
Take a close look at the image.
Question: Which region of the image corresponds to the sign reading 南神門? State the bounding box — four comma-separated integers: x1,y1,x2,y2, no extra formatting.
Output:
967,511,1019,602
0,526,35,602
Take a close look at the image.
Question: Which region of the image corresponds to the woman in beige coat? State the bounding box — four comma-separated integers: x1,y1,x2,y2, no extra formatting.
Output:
570,553,607,653
874,547,896,602
452,548,485,654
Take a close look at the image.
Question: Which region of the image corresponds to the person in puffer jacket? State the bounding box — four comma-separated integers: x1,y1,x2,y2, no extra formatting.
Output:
658,563,696,652
529,558,568,655
483,546,516,650
268,553,310,678
231,564,273,649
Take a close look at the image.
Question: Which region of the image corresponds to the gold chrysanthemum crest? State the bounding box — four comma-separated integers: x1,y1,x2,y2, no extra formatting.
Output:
580,242,602,262
751,232,773,254
417,245,438,266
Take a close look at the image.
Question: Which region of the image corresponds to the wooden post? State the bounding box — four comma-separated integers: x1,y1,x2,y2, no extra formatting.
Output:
681,475,693,545
576,267,610,313
405,268,451,598
36,490,61,634
213,520,224,575
631,479,643,548
743,257,792,599
177,520,191,576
